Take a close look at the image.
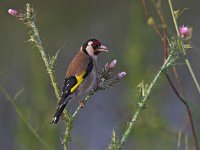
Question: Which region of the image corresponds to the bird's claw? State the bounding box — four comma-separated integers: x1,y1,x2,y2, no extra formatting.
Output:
79,100,85,108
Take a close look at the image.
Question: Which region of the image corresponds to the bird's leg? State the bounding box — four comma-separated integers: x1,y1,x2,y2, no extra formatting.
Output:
79,100,85,108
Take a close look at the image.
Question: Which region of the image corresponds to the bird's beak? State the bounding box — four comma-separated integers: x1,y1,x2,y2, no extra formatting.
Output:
98,45,109,52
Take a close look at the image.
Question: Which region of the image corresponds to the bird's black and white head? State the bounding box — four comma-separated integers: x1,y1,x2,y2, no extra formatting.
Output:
81,39,108,58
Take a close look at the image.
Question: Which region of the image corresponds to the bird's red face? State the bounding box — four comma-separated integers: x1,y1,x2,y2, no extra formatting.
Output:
82,39,108,56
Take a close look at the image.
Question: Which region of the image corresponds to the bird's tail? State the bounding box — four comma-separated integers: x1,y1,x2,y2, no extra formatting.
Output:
51,86,72,124
51,103,67,124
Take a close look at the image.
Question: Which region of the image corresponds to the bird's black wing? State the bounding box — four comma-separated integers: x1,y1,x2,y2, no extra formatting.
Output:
60,57,93,104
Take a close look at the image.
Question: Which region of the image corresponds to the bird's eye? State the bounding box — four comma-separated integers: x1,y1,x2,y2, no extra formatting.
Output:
91,40,101,50
92,44,99,50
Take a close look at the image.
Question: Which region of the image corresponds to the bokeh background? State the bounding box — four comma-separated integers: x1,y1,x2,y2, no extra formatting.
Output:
0,0,200,150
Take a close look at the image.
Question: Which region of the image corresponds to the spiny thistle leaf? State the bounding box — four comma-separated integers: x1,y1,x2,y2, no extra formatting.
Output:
177,129,183,148
108,129,121,150
174,8,189,20
49,49,60,71
137,81,148,100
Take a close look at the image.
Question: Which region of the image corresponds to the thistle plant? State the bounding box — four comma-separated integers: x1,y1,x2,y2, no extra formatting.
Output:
8,4,126,150
140,0,199,149
6,1,199,150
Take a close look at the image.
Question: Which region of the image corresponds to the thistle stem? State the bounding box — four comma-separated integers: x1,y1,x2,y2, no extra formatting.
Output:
26,3,60,101
168,0,200,95
120,50,174,146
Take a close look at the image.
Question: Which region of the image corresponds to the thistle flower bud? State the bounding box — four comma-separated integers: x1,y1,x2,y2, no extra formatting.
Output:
179,25,190,38
105,59,117,71
117,71,127,79
8,9,18,17
104,62,109,70
109,60,117,69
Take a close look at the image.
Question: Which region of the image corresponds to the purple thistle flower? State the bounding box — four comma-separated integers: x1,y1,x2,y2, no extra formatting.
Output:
8,9,18,17
117,71,127,79
179,25,190,38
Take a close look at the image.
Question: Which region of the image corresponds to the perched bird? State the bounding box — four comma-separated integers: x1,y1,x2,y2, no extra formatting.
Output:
51,39,108,124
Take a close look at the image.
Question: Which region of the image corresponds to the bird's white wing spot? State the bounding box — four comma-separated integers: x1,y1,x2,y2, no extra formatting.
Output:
53,117,57,121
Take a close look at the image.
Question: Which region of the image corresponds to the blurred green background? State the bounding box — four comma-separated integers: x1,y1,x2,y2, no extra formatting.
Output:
0,0,200,150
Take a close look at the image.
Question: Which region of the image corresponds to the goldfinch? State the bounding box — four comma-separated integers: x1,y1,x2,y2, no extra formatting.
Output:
51,39,108,124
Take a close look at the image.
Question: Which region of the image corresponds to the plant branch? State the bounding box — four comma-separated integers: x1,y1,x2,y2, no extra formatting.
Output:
168,0,200,95
120,49,175,146
23,4,70,120
0,87,52,150
63,70,124,149
63,90,96,150
165,74,199,150
25,3,60,101
148,2,199,149
140,0,162,39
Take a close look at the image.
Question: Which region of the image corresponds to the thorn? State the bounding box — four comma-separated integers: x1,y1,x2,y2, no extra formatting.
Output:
60,137,65,144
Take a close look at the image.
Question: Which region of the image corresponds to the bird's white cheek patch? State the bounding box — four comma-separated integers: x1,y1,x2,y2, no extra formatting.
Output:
86,46,94,56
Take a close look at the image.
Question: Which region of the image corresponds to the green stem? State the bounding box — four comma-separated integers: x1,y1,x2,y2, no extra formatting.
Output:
168,0,200,95
0,87,52,150
168,0,179,37
63,119,72,150
25,4,70,119
72,90,95,118
120,50,174,146
26,4,60,101
63,90,96,149
30,20,63,102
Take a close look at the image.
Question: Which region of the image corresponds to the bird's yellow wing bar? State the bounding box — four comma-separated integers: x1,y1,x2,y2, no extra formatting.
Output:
70,71,86,93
